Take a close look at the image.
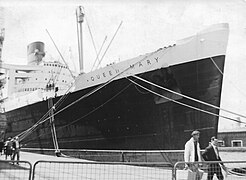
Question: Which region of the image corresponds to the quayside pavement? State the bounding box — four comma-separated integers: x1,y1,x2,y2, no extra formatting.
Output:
0,151,173,180
1,151,246,179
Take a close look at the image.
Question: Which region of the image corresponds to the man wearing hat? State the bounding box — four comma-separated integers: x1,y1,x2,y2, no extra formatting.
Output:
184,130,203,179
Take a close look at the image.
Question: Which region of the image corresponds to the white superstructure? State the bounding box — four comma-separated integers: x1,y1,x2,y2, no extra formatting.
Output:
1,42,76,111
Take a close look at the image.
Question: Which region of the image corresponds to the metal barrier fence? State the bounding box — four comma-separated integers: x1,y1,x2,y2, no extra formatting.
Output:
32,161,173,180
173,161,246,180
22,148,184,163
0,160,32,180
1,159,246,180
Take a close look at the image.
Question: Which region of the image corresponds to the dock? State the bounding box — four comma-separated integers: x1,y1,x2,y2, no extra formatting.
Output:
0,151,173,179
1,151,246,179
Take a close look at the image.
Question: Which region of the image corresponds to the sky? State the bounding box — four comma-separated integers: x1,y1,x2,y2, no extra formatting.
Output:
0,0,246,130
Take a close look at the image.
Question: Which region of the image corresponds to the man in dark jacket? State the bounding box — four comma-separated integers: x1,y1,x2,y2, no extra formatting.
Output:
12,136,20,164
202,137,226,180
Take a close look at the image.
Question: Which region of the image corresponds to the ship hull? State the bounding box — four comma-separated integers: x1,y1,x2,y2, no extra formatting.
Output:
5,55,224,150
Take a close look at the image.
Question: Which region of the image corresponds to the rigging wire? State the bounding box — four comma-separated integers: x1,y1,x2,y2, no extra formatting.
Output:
36,54,155,127
14,22,174,142
85,15,100,67
46,29,75,80
22,70,246,145
90,36,108,71
15,29,246,145
18,75,75,141
95,21,123,69
210,57,246,98
127,77,246,125
18,47,159,142
21,79,133,145
132,75,246,120
19,29,80,141
21,61,242,145
20,44,238,144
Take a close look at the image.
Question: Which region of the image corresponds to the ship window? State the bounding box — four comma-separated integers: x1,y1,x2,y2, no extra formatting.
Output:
231,140,243,147
55,64,57,67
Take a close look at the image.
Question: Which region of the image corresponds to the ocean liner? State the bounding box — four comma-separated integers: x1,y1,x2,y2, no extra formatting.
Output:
0,12,229,151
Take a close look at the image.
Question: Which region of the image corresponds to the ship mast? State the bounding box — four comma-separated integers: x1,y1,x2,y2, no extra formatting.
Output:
76,6,85,74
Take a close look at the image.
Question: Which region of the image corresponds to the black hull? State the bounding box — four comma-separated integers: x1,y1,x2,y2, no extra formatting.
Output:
5,55,225,150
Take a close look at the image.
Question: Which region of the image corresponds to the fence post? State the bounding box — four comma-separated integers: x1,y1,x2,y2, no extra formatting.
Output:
172,162,179,180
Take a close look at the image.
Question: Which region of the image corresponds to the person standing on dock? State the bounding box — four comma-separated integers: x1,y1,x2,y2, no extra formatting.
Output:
184,130,203,180
4,137,13,160
12,136,20,164
202,136,227,180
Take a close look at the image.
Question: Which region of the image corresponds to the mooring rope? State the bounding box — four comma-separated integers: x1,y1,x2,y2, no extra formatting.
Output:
132,75,246,120
127,77,245,125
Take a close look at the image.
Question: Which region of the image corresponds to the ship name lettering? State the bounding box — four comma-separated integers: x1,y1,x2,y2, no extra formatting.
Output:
130,64,135,69
138,62,143,67
89,69,120,82
129,57,159,69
